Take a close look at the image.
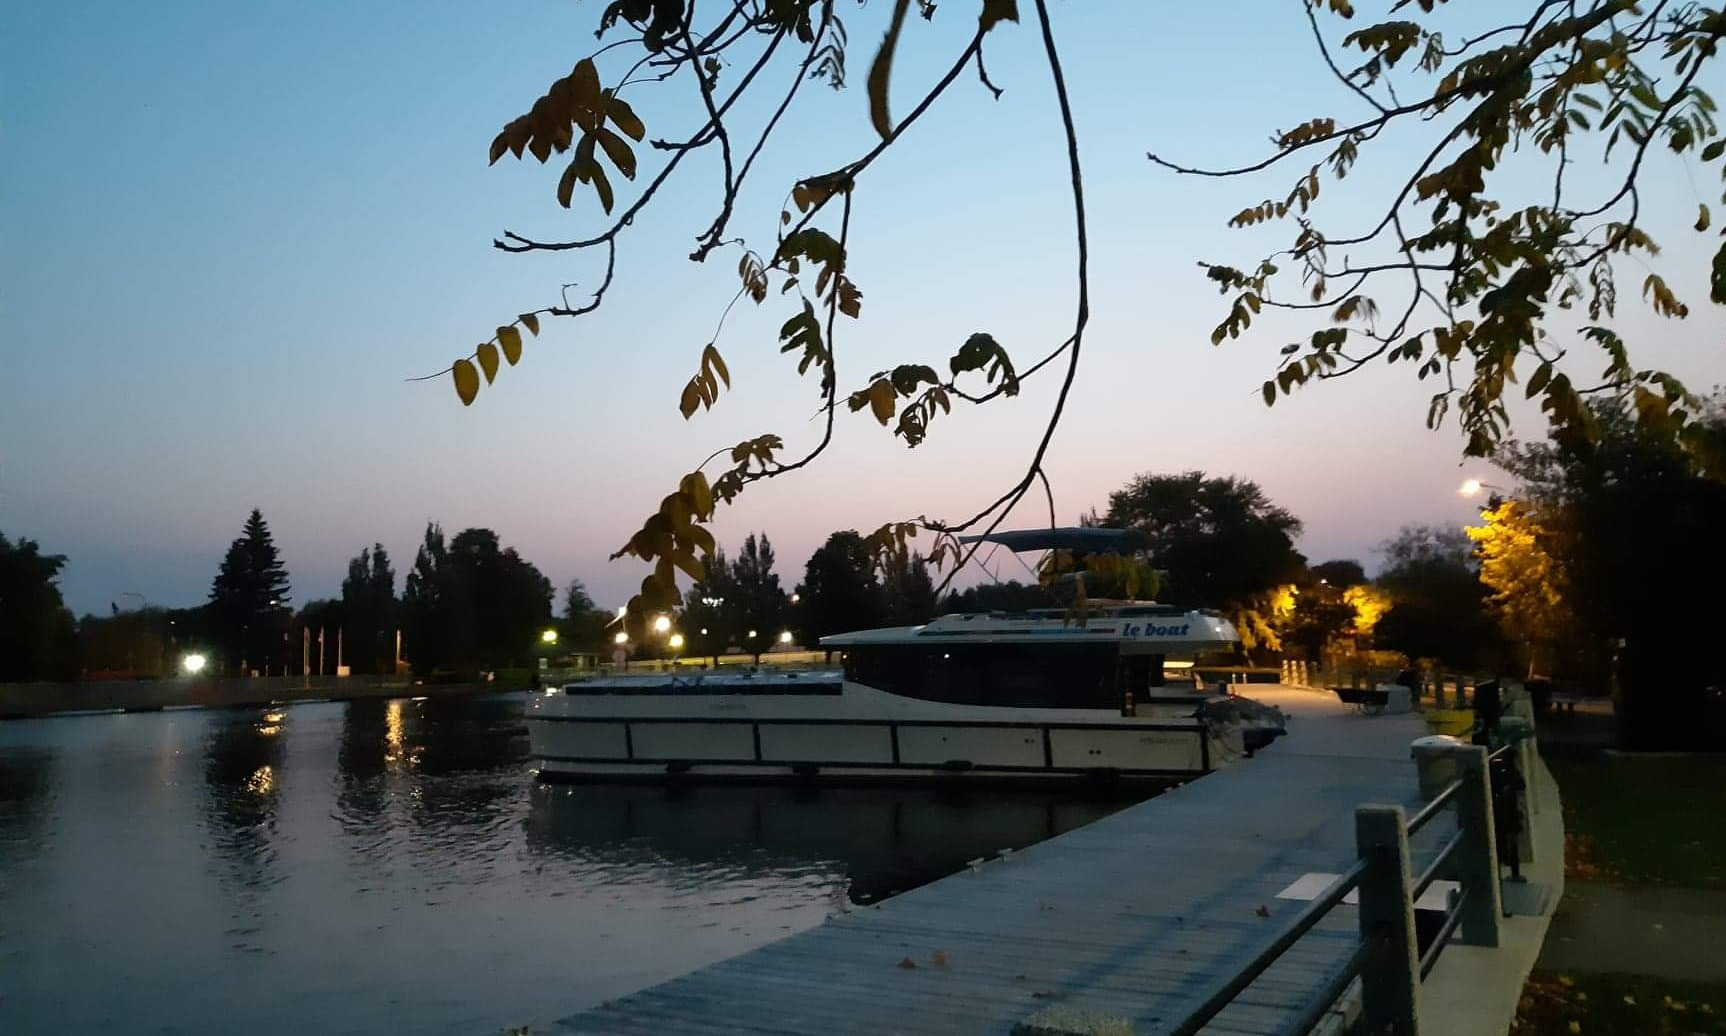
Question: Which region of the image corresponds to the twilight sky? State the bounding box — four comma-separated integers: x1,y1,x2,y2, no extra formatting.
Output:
3,0,1720,617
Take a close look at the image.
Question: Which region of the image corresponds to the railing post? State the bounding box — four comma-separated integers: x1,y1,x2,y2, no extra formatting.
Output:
1449,745,1502,946
1355,805,1421,1035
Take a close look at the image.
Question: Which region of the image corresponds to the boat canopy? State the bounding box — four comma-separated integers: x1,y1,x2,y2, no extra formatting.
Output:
957,526,1149,555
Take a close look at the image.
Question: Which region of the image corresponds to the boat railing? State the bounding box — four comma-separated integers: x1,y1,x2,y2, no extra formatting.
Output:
1163,742,1517,1035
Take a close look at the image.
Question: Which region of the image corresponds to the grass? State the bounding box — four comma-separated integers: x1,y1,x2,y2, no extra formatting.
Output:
1513,971,1726,1035
1544,750,1726,887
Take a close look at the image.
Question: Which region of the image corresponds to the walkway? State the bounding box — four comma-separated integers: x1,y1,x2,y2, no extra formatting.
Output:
548,688,1460,1034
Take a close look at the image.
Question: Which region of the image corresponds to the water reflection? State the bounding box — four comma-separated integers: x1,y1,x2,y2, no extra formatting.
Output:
525,783,1136,904
0,747,57,862
202,707,287,890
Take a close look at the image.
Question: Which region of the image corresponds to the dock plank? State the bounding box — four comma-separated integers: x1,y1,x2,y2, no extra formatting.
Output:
550,689,1441,1035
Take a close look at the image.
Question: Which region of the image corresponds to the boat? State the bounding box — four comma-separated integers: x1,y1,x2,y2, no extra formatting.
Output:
528,528,1288,786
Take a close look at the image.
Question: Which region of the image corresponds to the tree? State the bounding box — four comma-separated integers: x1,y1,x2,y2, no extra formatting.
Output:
1373,525,1502,670
559,577,609,654
428,1,1722,627
0,532,77,682
1103,471,1306,650
681,550,736,663
1465,500,1572,678
402,522,463,673
341,544,397,673
1310,560,1366,588
1494,394,1726,746
207,509,292,674
939,580,1059,615
724,533,788,663
794,531,884,653
881,550,938,627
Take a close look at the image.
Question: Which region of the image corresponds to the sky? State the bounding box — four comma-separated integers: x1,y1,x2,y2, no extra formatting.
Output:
3,0,1720,617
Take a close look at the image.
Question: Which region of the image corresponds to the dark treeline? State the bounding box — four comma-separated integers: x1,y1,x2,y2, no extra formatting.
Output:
8,391,1722,748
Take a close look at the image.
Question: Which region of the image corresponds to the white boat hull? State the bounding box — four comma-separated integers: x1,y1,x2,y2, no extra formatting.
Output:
527,675,1248,785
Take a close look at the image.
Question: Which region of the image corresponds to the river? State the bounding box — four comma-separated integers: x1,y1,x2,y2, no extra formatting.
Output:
0,695,1137,1034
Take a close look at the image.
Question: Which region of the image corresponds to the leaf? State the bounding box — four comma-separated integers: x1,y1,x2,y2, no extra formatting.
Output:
867,0,912,141
570,59,602,112
498,326,524,365
477,342,500,383
607,96,646,142
488,131,509,166
681,471,714,517
1262,381,1277,406
704,344,730,388
680,380,702,419
518,312,540,336
453,359,480,406
589,160,615,214
671,551,705,582
869,379,896,424
980,0,1018,32
1698,204,1712,233
595,127,637,179
558,161,579,208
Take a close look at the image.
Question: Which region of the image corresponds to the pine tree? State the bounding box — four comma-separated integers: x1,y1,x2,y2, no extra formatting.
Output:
207,509,292,673
341,543,397,673
725,533,788,663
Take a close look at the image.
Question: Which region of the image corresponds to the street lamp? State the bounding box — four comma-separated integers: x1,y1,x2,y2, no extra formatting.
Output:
668,633,685,651
182,653,208,676
1458,478,1505,497
653,614,672,634
540,628,559,645
747,630,757,639
778,630,793,645
613,631,629,645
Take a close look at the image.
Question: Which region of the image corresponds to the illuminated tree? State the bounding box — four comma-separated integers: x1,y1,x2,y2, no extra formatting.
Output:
1465,499,1571,677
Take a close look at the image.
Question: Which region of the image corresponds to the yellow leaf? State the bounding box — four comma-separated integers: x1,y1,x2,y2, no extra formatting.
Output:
477,342,499,383
519,312,540,336
588,160,615,214
672,551,705,582
607,96,645,142
1698,204,1712,233
867,0,911,140
595,127,637,180
869,380,896,425
704,345,730,388
452,359,480,406
498,326,523,365
570,59,601,112
679,380,701,419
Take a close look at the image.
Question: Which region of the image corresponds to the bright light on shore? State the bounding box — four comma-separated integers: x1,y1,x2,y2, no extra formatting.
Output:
652,614,672,634
668,633,685,650
613,631,629,645
182,653,208,675
1458,478,1484,497
540,628,558,645
778,630,793,645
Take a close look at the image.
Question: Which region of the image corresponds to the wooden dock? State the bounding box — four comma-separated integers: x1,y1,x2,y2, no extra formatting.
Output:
549,687,1444,1035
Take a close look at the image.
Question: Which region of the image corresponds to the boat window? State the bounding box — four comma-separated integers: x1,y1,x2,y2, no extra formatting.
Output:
845,643,1119,708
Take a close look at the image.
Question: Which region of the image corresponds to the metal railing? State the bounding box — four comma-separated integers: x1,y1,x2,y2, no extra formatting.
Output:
1166,741,1521,1035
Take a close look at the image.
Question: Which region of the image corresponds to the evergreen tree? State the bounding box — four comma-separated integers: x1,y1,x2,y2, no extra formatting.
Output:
881,549,938,627
207,509,292,673
341,543,397,673
724,533,787,663
681,550,736,663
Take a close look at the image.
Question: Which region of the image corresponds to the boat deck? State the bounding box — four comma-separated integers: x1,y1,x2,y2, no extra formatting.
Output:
548,687,1442,1034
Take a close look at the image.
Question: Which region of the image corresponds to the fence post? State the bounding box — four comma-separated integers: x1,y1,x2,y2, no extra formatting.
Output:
1356,806,1421,1035
1449,745,1502,946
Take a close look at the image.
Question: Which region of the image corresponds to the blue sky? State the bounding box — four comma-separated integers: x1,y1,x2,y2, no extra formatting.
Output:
3,0,1719,616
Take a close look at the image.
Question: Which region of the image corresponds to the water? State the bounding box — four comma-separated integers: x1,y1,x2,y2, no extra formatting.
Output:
0,695,1137,1034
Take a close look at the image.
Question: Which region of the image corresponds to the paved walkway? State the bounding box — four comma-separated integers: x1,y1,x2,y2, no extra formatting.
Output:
548,688,1480,1035
1538,882,1726,984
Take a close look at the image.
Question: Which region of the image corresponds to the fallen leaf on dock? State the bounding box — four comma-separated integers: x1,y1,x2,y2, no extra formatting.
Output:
896,957,917,970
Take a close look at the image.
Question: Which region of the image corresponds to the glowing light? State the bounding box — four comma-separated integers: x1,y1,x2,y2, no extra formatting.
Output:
790,593,800,604
1459,478,1484,497
747,630,757,639
652,614,672,634
700,628,708,635
181,653,207,675
668,633,685,650
613,631,629,645
245,765,275,795
540,628,559,645
778,630,793,644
